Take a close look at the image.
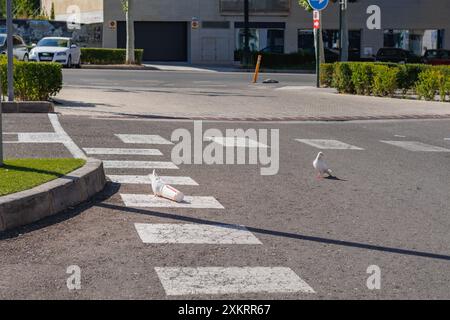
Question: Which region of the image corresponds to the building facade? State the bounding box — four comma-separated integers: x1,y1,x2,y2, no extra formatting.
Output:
99,0,450,63
41,0,103,24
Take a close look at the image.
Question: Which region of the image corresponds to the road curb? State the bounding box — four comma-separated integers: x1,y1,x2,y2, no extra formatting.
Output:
108,113,450,122
0,158,107,232
2,101,54,113
81,64,158,71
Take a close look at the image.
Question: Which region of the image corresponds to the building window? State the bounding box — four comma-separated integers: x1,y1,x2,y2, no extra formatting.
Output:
298,29,361,61
236,28,284,52
384,29,444,56
220,0,290,15
202,21,230,29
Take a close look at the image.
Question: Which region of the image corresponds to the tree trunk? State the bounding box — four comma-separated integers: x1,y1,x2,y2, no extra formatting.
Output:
126,0,135,64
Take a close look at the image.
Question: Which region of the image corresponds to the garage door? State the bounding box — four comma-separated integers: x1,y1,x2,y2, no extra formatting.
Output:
118,22,187,62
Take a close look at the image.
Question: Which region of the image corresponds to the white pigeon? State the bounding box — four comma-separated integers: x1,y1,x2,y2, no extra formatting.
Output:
313,152,333,178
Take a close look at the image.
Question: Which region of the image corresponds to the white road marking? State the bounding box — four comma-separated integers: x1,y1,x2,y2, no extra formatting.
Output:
121,194,224,209
394,135,406,138
20,114,87,159
103,161,179,169
107,175,198,185
18,132,65,143
134,223,262,244
83,148,163,156
116,134,173,145
206,137,268,148
380,141,450,152
295,139,364,150
155,267,315,295
444,138,450,141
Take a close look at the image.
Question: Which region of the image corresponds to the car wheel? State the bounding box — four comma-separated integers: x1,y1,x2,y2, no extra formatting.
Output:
23,54,29,62
66,56,72,68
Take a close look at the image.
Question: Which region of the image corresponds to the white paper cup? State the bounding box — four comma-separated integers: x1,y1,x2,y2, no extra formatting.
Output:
160,185,184,203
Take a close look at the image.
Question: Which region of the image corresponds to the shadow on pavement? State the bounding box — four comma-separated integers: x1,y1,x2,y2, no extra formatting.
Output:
0,182,121,240
94,202,450,262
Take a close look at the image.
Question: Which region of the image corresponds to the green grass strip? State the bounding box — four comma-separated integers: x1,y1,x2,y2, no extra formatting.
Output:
0,158,86,196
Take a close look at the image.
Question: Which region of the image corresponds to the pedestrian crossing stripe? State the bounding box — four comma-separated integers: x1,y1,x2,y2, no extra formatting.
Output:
295,139,364,150
121,194,224,209
380,141,450,152
116,134,173,145
83,148,163,156
206,137,268,148
103,161,179,169
155,267,315,295
134,223,262,244
107,175,198,186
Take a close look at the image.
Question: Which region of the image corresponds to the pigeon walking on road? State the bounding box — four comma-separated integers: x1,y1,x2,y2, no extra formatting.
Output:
313,152,334,178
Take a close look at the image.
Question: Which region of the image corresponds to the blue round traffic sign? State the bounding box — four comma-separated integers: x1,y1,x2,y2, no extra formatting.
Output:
308,0,329,11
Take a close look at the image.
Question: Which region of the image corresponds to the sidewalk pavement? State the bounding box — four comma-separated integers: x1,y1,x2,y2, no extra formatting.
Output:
55,85,450,121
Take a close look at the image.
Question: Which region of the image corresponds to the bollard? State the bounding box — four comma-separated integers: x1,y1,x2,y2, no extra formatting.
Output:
252,55,262,83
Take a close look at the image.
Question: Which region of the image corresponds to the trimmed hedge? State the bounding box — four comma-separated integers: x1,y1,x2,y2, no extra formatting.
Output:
0,58,62,101
80,48,144,65
322,61,450,101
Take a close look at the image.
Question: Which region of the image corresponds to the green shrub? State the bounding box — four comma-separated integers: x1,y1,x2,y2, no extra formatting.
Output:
320,63,334,87
332,62,354,94
415,69,442,101
372,65,399,97
435,66,450,102
350,63,374,95
0,60,62,101
80,48,144,65
396,64,431,95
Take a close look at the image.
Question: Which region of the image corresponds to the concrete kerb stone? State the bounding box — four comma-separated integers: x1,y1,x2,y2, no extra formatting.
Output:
0,158,106,232
2,101,54,113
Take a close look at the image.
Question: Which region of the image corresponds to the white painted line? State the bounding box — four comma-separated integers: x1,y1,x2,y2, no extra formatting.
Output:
155,267,315,296
444,138,450,141
115,134,173,145
380,141,450,152
83,148,163,156
206,137,268,148
48,114,87,159
121,194,224,209
18,132,65,143
295,139,364,150
135,223,262,244
394,135,406,138
103,161,179,169
107,175,198,185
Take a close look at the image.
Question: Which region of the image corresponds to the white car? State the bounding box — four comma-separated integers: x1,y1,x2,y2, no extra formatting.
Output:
0,34,29,61
29,37,81,68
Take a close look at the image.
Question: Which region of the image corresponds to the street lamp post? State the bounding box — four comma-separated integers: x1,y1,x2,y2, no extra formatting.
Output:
339,0,348,61
7,0,14,101
243,0,250,66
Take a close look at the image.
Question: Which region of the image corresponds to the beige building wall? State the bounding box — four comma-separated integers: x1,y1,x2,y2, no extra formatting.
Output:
41,0,104,24
101,0,450,64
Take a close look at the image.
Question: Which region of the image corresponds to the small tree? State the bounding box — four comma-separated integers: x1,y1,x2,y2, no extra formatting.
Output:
50,2,55,20
121,0,135,64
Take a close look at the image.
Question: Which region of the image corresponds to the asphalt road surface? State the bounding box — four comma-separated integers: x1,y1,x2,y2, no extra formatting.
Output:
62,69,315,90
1,114,450,299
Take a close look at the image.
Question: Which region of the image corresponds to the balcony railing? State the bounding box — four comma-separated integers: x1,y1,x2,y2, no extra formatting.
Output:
220,0,290,15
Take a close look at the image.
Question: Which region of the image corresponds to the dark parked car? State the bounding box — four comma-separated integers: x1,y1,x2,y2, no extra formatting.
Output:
375,48,421,64
422,49,450,65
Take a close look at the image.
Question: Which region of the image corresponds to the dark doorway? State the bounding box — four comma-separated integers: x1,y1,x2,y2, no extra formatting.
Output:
118,21,188,61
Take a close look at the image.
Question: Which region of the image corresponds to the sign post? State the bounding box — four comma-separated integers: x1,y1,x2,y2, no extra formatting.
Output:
308,0,329,88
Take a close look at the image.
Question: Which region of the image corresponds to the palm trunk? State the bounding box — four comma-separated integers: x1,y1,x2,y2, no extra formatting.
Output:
126,0,135,64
